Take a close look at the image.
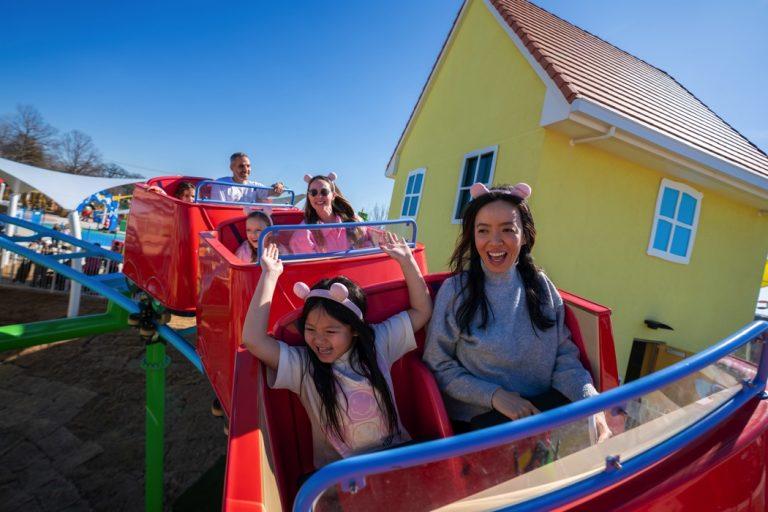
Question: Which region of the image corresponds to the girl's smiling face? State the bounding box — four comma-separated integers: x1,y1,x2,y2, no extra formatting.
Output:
473,200,526,274
303,306,354,363
245,216,269,248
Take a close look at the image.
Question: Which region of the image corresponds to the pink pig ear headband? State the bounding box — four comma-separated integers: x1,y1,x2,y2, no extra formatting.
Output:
303,172,338,184
469,182,532,200
293,281,363,320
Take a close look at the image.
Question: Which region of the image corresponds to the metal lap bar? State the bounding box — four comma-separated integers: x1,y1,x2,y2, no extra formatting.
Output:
194,180,295,205
257,219,418,262
293,321,768,512
0,213,122,263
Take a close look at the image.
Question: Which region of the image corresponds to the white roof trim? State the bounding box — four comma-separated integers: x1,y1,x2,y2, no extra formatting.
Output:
0,157,144,210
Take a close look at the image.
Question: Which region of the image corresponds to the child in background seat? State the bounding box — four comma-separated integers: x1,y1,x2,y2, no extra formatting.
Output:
235,210,273,263
242,234,432,467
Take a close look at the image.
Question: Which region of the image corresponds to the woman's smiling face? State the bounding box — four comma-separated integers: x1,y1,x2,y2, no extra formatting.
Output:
473,200,525,274
308,178,335,217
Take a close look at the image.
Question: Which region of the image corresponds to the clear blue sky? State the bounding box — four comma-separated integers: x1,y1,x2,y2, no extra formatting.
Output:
1,0,766,213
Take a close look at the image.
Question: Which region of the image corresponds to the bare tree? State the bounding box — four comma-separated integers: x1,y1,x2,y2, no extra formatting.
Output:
0,104,59,166
59,129,102,175
99,162,144,179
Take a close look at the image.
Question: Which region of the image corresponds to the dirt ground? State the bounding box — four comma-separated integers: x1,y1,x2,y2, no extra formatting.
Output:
0,287,227,511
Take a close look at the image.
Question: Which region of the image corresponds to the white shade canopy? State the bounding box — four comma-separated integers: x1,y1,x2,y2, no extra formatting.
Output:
0,157,144,210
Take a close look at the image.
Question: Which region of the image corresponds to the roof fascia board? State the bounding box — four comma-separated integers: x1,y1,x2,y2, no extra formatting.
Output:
385,1,470,178
570,98,768,196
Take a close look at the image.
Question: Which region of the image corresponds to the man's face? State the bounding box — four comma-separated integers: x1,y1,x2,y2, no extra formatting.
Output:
230,156,251,183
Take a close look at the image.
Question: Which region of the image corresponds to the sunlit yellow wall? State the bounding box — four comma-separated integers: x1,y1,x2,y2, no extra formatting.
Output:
387,0,768,373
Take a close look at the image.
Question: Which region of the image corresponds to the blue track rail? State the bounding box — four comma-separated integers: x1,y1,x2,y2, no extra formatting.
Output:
0,213,202,372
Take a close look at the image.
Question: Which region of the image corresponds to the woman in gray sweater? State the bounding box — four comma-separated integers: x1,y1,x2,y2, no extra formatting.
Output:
423,182,610,439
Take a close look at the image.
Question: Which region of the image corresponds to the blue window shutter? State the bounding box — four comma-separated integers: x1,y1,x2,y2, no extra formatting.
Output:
670,226,692,257
659,187,679,218
653,219,673,251
677,193,697,225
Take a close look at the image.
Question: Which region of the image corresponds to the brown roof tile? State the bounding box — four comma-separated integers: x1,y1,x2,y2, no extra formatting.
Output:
490,0,768,177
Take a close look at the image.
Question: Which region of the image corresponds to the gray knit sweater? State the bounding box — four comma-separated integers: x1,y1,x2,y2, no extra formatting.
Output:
423,266,597,422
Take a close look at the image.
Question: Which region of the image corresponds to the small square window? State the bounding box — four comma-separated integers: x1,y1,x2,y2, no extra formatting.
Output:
647,179,702,264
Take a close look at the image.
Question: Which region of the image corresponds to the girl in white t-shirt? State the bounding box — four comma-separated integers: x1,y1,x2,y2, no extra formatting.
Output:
235,211,273,263
242,234,433,467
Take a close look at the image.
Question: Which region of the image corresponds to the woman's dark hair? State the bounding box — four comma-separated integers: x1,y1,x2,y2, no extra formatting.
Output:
244,210,273,262
173,181,195,199
449,185,555,334
297,276,400,444
303,175,366,249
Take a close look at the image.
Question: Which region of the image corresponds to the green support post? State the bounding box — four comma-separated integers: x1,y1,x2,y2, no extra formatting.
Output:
143,337,170,512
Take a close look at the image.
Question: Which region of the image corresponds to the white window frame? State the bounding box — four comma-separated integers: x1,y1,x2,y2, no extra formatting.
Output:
647,178,703,264
400,168,426,219
452,145,498,224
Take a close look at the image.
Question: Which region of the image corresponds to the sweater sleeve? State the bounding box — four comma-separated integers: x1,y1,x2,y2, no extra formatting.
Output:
423,277,502,409
544,276,599,402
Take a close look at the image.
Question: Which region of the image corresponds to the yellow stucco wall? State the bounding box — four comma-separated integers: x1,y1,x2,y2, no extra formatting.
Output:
388,0,768,374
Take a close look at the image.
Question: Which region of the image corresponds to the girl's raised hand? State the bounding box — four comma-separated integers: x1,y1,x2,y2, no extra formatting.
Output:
260,243,284,276
378,231,412,263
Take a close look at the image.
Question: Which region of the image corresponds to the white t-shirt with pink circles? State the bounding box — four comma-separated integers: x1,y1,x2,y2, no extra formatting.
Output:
269,311,415,467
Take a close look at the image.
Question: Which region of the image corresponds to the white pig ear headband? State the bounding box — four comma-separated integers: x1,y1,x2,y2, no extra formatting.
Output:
303,172,338,184
469,182,532,200
293,281,363,320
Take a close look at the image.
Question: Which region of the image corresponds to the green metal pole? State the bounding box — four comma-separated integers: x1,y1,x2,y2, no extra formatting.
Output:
143,338,170,512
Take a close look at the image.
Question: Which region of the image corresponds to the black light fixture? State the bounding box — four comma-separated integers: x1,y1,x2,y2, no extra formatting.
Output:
644,319,673,330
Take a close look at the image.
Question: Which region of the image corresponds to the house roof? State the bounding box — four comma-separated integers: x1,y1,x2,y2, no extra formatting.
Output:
387,0,768,186
491,0,768,177
0,157,144,211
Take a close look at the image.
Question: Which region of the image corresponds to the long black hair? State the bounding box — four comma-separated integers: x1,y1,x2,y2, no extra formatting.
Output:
449,185,555,335
296,276,400,444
